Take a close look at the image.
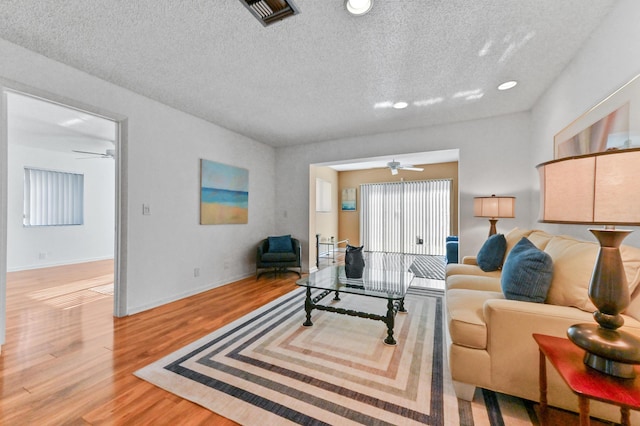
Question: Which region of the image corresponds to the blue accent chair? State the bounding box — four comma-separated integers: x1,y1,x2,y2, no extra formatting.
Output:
256,237,302,279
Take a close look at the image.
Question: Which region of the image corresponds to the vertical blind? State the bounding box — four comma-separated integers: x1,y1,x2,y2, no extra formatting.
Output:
360,179,451,255
23,167,84,226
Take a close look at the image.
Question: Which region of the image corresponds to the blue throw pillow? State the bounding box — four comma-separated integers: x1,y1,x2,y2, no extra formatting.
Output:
476,233,507,272
501,237,553,303
268,235,293,253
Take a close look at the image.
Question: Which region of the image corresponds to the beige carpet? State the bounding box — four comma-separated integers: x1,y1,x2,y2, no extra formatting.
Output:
136,287,538,425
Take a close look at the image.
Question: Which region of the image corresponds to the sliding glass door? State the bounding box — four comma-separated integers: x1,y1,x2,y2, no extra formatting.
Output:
360,179,451,255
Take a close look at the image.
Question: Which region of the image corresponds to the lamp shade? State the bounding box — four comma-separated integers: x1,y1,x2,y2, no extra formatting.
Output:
473,195,515,219
537,148,640,225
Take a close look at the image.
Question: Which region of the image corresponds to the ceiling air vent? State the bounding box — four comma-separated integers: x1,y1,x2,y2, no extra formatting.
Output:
240,0,299,26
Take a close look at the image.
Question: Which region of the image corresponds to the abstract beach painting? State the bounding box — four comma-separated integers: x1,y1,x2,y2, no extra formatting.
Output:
200,159,248,225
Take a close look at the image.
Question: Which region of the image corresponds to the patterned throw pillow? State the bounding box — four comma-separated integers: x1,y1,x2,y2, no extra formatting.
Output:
477,233,507,272
501,237,553,303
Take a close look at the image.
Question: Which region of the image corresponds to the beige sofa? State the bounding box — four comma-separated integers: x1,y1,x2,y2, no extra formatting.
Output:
445,228,640,423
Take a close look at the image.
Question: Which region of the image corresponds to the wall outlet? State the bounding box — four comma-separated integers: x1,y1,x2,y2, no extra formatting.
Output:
194,267,200,277
39,252,47,260
223,261,230,270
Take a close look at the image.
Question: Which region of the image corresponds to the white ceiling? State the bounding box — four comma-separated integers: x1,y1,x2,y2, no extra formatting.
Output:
7,92,116,155
0,1,617,149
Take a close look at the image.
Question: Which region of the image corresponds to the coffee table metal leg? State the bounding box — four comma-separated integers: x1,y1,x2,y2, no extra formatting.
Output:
398,297,407,313
303,286,314,327
384,298,396,345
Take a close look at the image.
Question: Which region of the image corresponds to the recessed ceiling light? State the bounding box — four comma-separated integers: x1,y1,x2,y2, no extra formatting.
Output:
345,0,373,16
498,80,518,91
392,101,408,109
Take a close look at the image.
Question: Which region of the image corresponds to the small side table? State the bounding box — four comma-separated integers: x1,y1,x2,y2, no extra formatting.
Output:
533,333,640,426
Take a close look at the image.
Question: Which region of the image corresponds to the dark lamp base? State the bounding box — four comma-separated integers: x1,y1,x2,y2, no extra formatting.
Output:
568,323,640,379
488,219,498,236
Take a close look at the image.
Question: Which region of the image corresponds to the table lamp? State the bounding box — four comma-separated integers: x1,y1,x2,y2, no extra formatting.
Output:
537,147,640,378
474,195,515,236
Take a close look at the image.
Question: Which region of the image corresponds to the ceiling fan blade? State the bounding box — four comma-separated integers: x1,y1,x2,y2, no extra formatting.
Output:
401,167,424,172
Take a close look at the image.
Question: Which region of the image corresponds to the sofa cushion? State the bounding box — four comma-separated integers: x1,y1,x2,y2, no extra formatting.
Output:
267,235,293,253
477,233,507,272
543,235,599,312
501,237,553,303
446,274,502,292
527,230,554,251
446,263,501,279
446,289,504,349
261,251,297,262
504,227,534,255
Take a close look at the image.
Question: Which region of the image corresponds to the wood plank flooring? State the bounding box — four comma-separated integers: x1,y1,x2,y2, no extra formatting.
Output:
1,259,606,425
2,260,297,425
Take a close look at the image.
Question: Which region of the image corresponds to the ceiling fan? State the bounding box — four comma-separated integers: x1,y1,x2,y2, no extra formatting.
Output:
386,160,424,175
73,148,115,159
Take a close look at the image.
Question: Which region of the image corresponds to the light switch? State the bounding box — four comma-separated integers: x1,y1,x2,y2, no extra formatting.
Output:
142,204,151,215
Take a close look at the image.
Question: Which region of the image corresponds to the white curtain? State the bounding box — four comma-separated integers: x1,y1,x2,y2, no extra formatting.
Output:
23,167,84,226
360,179,451,255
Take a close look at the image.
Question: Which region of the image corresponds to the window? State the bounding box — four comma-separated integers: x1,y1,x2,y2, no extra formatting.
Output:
315,178,332,212
23,167,84,226
360,179,451,255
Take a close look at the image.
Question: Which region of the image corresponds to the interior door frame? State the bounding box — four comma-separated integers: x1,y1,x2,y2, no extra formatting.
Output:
0,79,129,348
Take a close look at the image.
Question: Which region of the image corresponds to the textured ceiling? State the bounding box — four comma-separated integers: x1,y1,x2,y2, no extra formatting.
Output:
0,1,617,148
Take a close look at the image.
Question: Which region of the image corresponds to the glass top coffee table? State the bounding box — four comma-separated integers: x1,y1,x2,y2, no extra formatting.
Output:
296,265,414,345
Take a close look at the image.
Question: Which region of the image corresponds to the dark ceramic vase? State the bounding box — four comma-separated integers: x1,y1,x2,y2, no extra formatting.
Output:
345,245,365,278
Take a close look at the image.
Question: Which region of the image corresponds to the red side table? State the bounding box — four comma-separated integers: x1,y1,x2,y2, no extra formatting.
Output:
533,333,640,426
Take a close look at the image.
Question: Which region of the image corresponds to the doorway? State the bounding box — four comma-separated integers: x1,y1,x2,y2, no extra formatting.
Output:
1,86,126,347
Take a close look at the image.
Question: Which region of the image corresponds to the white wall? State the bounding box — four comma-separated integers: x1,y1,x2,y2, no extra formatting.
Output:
530,0,640,246
0,38,277,322
275,112,532,268
7,144,114,271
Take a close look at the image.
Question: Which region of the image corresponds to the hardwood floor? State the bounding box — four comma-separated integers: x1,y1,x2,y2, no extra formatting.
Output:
2,259,602,425
2,260,298,425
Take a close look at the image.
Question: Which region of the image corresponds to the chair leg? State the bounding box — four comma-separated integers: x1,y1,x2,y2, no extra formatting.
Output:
257,267,301,279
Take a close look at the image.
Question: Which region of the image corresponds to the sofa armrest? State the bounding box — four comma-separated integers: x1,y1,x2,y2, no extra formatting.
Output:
483,299,640,403
462,256,478,265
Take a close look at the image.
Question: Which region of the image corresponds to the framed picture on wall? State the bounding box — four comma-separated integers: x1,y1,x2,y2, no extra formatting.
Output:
341,187,356,211
200,159,249,225
554,73,640,159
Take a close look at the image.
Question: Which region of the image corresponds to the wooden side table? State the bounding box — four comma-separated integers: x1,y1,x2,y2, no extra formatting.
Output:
533,333,640,426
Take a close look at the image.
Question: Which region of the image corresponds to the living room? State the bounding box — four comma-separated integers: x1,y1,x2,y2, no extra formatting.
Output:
1,0,640,423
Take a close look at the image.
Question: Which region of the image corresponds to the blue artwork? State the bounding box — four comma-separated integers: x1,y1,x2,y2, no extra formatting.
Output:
200,159,249,224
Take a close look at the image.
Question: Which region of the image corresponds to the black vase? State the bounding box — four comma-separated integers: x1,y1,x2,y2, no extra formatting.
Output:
345,245,365,278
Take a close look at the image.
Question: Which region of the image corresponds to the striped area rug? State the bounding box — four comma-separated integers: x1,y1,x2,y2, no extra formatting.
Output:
408,255,446,281
135,287,538,425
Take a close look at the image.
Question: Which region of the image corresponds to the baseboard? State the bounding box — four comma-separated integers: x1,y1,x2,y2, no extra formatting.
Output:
7,256,114,272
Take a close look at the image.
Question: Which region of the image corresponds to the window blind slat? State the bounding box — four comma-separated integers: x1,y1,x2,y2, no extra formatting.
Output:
23,167,84,227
